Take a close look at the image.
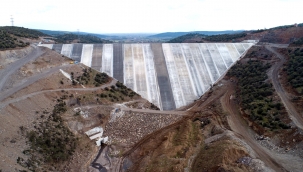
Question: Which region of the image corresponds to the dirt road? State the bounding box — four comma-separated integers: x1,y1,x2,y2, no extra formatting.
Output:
265,45,303,130
221,85,284,172
222,81,303,172
0,79,117,109
0,65,73,102
0,46,45,91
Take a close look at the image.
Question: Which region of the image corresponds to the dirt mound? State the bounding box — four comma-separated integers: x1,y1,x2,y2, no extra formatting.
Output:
192,139,249,172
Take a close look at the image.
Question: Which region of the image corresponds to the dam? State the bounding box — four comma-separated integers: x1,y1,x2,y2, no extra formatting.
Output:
39,43,254,110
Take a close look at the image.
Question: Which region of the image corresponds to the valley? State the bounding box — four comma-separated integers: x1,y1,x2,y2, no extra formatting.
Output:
0,26,303,172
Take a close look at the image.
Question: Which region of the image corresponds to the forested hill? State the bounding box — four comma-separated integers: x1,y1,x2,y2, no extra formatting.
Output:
167,32,247,43
167,23,303,43
0,26,48,39
149,30,244,39
167,33,206,43
54,33,112,44
0,26,47,50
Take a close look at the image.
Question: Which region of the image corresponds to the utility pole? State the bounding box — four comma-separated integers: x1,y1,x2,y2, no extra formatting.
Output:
10,15,14,26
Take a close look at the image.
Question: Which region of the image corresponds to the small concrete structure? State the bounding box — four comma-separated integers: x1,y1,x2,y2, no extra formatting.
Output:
89,133,104,140
96,136,109,146
85,127,103,136
85,127,108,146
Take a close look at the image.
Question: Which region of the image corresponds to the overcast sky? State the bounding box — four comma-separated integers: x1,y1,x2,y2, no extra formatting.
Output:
0,0,301,33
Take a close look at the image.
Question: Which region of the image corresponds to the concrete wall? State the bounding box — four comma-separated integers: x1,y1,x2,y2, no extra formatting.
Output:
39,43,254,110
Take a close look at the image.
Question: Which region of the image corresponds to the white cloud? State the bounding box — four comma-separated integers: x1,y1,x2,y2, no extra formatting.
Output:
0,0,302,33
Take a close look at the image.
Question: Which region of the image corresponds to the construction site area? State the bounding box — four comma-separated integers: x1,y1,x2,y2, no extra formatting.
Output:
0,37,303,172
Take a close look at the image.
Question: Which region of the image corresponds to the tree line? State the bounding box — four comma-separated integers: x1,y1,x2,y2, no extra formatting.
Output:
167,32,247,43
0,26,47,39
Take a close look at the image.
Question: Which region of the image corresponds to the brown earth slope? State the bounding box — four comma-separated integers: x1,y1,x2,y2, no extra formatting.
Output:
0,46,182,171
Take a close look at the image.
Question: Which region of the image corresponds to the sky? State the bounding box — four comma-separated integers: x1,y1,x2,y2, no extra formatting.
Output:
0,0,302,34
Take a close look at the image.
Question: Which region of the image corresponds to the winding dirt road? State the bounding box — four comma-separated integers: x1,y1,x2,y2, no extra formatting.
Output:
0,79,116,109
0,77,181,116
221,44,303,171
265,45,303,130
221,85,284,172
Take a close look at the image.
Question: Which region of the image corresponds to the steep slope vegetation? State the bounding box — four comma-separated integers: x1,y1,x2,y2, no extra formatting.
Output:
228,59,289,130
0,26,46,50
0,26,48,39
278,47,303,119
0,30,29,49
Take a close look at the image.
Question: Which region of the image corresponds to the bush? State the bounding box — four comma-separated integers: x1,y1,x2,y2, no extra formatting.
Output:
25,97,77,167
94,73,110,85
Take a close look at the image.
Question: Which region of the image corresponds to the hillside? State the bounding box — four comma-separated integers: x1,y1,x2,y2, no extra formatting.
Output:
54,33,112,44
168,32,247,43
36,29,74,36
167,33,206,43
0,46,172,171
37,29,109,39
0,30,29,50
0,26,47,50
0,26,48,39
168,23,303,44
149,30,244,39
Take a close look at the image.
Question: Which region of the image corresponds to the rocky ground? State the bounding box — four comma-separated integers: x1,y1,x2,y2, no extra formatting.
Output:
104,110,182,147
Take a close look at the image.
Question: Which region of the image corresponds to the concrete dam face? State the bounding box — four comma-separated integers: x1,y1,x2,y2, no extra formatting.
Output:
39,43,254,110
